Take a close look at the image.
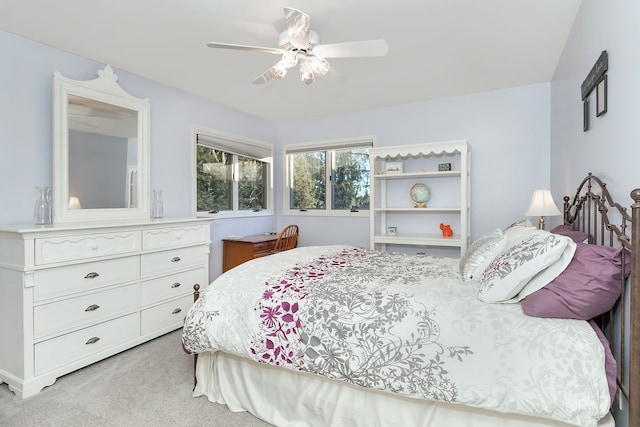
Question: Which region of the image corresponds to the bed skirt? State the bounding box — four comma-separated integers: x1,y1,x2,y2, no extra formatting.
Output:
193,351,614,427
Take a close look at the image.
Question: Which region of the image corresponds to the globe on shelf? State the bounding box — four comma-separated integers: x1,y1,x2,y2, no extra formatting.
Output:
409,183,431,208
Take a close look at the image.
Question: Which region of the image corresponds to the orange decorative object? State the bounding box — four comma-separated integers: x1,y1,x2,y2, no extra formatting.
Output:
440,223,453,237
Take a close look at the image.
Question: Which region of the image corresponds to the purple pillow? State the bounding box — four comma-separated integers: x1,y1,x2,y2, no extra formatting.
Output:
550,224,591,244
588,320,617,407
521,243,630,320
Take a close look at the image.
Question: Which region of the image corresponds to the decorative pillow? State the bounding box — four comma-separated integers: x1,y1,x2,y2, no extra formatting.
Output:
550,224,591,244
478,231,571,303
459,229,507,281
514,239,577,301
503,219,536,246
588,320,617,407
503,219,534,230
521,243,630,319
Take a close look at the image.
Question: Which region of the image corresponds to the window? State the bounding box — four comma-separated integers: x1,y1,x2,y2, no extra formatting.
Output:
284,137,373,216
195,129,272,217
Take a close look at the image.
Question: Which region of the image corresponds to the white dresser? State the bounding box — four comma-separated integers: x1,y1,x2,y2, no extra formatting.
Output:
0,217,212,398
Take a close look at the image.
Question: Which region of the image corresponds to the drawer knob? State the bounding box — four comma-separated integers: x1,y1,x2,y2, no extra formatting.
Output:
84,304,100,312
84,272,100,279
171,256,181,263
91,244,99,250
172,308,182,315
175,234,183,240
85,337,101,345
171,282,181,288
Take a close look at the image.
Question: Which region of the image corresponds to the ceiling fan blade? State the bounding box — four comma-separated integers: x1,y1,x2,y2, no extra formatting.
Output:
251,67,276,85
206,42,283,55
284,7,310,49
314,40,389,58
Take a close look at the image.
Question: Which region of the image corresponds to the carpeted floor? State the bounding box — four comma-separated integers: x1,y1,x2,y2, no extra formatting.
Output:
0,330,272,426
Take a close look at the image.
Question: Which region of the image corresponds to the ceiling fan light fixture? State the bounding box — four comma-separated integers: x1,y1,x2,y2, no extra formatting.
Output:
281,51,299,69
272,61,288,80
300,70,314,85
310,56,330,76
299,59,314,85
207,7,388,86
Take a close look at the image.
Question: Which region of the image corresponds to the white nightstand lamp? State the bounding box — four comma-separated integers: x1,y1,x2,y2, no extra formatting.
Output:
525,189,562,230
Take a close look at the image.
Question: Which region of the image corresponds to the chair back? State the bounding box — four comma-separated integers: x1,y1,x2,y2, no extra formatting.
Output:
272,225,299,253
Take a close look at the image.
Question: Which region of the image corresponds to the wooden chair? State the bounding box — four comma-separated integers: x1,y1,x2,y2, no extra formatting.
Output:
272,225,299,253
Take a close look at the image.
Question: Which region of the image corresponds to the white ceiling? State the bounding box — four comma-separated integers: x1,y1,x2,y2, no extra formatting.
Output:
0,0,582,122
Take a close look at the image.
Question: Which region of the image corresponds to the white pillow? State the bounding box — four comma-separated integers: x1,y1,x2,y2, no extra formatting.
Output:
503,219,536,246
513,239,577,302
478,230,571,303
459,229,507,281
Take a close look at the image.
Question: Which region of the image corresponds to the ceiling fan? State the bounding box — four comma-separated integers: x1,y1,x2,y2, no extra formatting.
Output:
206,7,388,85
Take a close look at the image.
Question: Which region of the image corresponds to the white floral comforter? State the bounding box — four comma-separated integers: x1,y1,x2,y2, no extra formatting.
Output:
182,246,610,427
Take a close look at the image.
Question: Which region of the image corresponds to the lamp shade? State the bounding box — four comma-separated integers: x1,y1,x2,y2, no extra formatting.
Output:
68,196,82,210
524,189,561,217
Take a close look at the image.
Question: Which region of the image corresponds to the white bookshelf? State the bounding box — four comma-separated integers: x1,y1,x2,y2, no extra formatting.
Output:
369,140,470,255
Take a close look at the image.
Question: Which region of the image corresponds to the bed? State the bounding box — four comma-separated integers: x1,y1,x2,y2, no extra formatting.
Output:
182,174,639,427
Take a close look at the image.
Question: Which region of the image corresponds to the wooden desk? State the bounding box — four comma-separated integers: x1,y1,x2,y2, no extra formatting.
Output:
223,234,277,272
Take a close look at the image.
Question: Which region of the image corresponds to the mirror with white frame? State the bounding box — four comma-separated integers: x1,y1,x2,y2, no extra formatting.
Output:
52,65,150,222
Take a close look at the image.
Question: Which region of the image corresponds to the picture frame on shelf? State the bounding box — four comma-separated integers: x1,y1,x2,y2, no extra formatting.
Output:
385,162,403,175
387,226,397,236
596,75,607,117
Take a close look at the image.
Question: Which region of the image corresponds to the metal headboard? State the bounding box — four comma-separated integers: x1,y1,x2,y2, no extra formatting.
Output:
562,173,639,425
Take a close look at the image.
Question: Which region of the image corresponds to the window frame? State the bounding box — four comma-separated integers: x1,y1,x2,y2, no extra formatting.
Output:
193,127,273,219
282,136,374,217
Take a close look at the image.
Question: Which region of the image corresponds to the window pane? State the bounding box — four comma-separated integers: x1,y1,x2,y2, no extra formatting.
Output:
289,151,326,209
238,155,267,211
332,147,370,210
196,146,232,211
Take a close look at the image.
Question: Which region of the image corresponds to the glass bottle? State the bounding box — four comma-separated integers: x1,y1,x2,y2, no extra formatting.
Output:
151,189,164,219
34,186,52,225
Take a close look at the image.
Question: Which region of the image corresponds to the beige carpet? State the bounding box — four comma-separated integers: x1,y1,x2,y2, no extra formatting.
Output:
0,330,272,427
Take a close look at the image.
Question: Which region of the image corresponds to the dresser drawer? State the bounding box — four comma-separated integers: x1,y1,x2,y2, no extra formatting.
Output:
253,241,275,255
34,313,139,375
140,294,193,336
34,284,138,339
140,268,205,306
142,225,208,251
222,235,277,272
33,257,138,302
140,245,206,278
35,231,140,265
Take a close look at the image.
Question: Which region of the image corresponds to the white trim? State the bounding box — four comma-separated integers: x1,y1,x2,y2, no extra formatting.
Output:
283,136,375,153
52,65,151,223
283,209,369,218
282,136,376,216
197,210,273,220
192,126,274,219
195,126,272,160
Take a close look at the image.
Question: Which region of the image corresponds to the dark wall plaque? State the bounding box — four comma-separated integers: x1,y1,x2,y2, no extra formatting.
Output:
581,51,608,100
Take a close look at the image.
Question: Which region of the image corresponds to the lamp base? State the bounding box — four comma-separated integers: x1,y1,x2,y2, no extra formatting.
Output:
537,216,546,230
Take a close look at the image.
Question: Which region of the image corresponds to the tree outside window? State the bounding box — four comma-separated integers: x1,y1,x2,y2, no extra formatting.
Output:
332,147,370,210
238,155,267,211
289,151,326,209
196,133,271,215
197,146,232,212
286,139,371,214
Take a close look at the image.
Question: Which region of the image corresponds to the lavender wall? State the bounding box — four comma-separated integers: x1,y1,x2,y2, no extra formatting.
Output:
0,29,276,278
550,2,640,424
275,84,553,247
551,0,640,208
1,27,554,276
